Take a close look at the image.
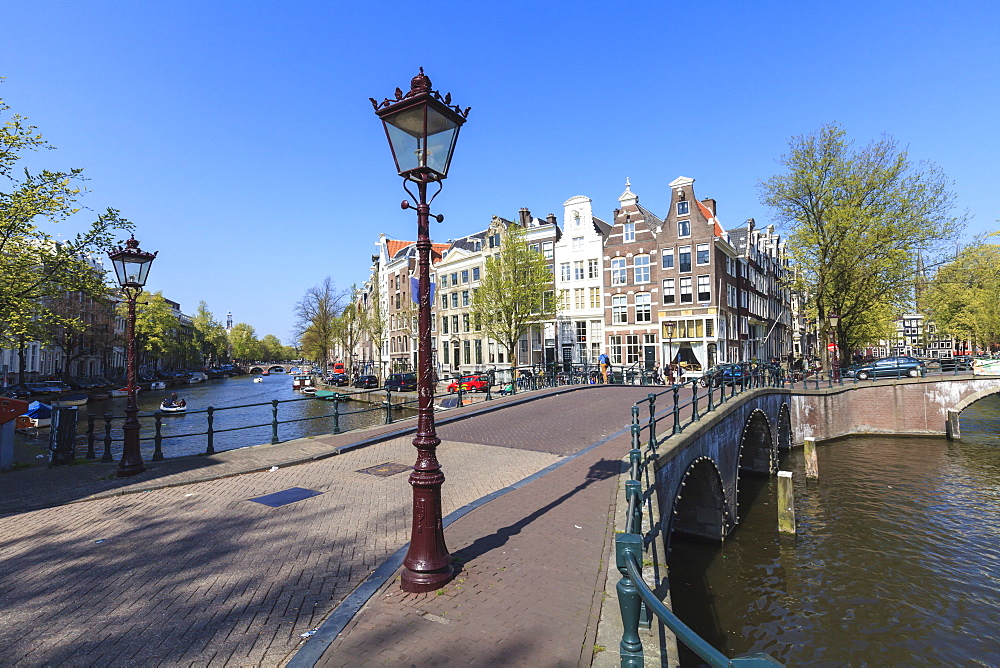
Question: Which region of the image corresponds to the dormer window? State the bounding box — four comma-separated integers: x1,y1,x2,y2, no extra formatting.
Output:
677,201,689,215
623,222,635,242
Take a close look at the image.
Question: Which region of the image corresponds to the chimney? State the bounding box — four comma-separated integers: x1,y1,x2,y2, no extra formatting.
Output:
546,213,557,226
519,208,531,226
701,198,717,217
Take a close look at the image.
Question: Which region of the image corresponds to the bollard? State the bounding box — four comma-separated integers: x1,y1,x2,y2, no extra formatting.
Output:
946,408,961,441
672,384,681,434
271,399,279,444
646,394,657,454
615,533,645,666
86,414,97,459
205,406,215,455
332,395,341,434
778,470,796,534
707,379,715,412
690,378,699,421
101,413,114,463
385,389,393,424
152,411,164,461
804,437,818,479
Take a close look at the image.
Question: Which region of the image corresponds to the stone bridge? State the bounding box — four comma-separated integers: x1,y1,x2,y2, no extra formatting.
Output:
650,374,1000,547
247,363,313,375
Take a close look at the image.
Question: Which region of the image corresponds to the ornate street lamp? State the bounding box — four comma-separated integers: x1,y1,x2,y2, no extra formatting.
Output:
828,313,841,375
372,69,470,593
664,320,676,384
108,235,157,477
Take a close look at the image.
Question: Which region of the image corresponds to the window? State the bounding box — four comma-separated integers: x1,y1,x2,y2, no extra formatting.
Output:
572,236,584,250
560,289,571,310
680,277,692,303
451,273,458,285
677,201,689,215
451,293,459,308
440,275,448,288
574,214,581,227
462,290,470,306
590,287,601,308
475,339,483,364
464,340,471,364
443,344,449,364
706,319,714,337
663,278,675,304
451,315,459,332
463,314,470,332
634,255,650,283
679,246,692,273
611,258,627,285
612,295,628,324
698,275,711,302
588,258,599,279
442,316,449,334
697,244,710,265
576,321,587,342
561,262,572,282
623,222,635,242
626,335,641,363
610,335,623,364
678,220,691,237
474,313,482,331
574,260,585,280
473,267,480,281
635,293,651,322
441,294,448,309
461,270,469,283
661,249,674,270
542,242,554,259
574,288,586,310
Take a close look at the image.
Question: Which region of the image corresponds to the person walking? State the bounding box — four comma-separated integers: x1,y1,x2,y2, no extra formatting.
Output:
598,352,611,384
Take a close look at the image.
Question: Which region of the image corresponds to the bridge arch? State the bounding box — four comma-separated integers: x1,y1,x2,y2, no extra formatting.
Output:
777,403,791,451
953,385,1000,413
738,409,775,476
669,457,728,544
249,366,264,374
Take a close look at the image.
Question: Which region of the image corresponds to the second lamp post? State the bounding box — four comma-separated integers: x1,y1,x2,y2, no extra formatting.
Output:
373,69,470,592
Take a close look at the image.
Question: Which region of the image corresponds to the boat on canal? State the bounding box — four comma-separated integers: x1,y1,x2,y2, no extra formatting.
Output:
159,400,186,413
50,393,89,407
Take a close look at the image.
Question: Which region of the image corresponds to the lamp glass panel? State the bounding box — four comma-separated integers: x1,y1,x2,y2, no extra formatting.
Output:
112,255,153,287
385,123,421,175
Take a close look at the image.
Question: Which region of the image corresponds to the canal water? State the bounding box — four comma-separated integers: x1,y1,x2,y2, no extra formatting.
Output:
71,374,406,461
669,394,1000,665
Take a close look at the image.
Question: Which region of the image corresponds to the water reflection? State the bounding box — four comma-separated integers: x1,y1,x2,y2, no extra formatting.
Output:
73,375,408,460
669,395,1000,665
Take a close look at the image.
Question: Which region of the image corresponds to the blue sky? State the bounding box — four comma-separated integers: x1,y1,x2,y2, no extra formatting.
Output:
4,1,998,342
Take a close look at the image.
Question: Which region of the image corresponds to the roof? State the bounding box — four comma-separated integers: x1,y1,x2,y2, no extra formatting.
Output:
726,227,749,253
696,199,726,237
387,239,450,264
592,216,612,236
386,239,413,259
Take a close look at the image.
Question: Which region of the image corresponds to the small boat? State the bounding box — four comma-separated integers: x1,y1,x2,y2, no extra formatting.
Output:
151,381,168,390
16,401,52,429
301,386,317,395
188,372,208,384
292,374,313,390
110,387,132,398
88,392,111,402
51,393,89,407
253,376,264,383
159,401,187,413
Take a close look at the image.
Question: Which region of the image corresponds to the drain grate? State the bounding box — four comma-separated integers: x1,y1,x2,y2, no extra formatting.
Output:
249,487,322,507
356,462,411,477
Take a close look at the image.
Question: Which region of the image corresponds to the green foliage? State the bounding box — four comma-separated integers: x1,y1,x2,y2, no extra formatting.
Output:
294,277,346,369
228,322,260,363
191,301,229,366
0,85,133,336
470,223,556,365
924,236,1000,348
259,334,283,362
760,123,964,364
126,291,181,364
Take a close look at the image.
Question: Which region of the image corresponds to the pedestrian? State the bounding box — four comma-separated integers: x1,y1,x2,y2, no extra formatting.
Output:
598,352,610,383
651,363,662,385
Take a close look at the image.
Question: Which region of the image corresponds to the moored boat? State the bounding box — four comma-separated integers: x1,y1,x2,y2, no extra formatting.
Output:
50,393,89,407
150,381,168,390
109,387,132,398
16,401,52,429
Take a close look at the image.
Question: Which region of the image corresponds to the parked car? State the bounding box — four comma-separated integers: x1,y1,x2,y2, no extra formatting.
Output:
25,381,69,395
327,373,349,387
384,372,417,392
446,374,491,393
845,356,925,380
352,375,379,389
0,385,32,399
699,363,750,387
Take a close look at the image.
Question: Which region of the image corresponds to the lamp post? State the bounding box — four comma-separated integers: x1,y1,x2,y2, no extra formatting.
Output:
107,235,157,477
373,69,469,593
828,313,840,378
664,320,676,384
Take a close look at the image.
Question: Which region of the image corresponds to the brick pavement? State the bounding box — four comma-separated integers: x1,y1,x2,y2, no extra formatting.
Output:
0,385,658,666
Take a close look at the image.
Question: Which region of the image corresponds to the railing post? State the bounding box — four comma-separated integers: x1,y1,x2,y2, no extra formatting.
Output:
271,399,279,444
458,383,464,408
385,388,393,424
152,411,164,461
615,533,645,667
707,377,715,412
86,414,96,459
332,395,341,434
205,406,215,455
101,413,113,462
672,384,680,434
646,394,657,454
629,424,642,481
690,378,699,421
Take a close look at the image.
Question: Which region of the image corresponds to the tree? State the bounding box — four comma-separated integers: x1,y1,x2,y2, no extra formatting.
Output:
127,291,180,371
294,277,346,370
228,323,260,364
923,236,1000,351
259,334,285,362
759,123,964,368
470,223,556,371
333,287,366,377
0,86,133,336
191,301,229,367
